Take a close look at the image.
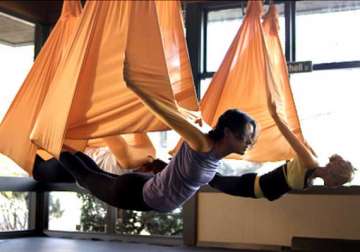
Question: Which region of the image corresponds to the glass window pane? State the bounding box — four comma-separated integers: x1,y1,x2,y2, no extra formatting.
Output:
115,208,183,237
206,4,285,73
0,38,33,176
148,130,181,161
290,68,360,185
49,192,107,232
0,192,30,231
0,44,34,121
206,8,243,72
0,12,34,177
296,1,360,63
200,77,212,98
0,155,28,177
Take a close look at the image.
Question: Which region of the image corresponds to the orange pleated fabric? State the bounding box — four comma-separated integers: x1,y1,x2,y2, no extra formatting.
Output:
200,1,303,162
156,1,198,111
0,0,82,173
30,0,200,158
68,0,198,170
0,0,199,173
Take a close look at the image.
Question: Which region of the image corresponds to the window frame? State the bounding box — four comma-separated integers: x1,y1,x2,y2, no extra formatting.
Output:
184,0,360,193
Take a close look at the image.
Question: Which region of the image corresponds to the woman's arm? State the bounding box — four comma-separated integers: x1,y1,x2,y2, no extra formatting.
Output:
268,100,318,168
103,135,153,169
127,82,211,152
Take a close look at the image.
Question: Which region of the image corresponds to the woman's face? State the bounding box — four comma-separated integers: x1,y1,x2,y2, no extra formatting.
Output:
225,123,255,155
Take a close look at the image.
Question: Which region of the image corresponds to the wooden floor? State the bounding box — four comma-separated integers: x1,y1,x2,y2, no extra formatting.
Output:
0,237,269,252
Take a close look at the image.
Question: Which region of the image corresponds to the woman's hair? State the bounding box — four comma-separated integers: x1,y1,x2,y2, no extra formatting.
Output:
208,109,256,142
328,154,357,185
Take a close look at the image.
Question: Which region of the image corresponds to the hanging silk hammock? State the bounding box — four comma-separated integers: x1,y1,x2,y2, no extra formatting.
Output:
0,0,83,173
30,0,200,158
84,0,198,170
262,3,304,157
200,0,304,162
0,0,199,174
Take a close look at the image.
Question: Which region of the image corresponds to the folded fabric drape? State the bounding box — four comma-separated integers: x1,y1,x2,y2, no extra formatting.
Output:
1,0,304,174
0,0,199,174
30,0,200,157
200,0,303,162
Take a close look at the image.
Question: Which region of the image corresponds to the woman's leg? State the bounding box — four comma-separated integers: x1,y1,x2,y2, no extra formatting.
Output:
209,164,291,201
76,151,167,175
32,155,75,183
32,151,115,182
209,173,258,198
59,152,153,211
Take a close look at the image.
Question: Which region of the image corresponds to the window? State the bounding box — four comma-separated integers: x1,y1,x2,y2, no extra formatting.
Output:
206,8,243,72
48,191,183,237
200,77,212,99
291,1,360,185
49,192,107,232
290,68,360,185
0,12,34,177
0,192,30,231
0,42,34,177
199,1,360,185
296,1,360,63
206,4,285,73
115,208,183,236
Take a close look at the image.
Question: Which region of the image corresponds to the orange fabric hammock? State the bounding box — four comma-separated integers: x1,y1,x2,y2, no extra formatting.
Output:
0,0,82,173
0,0,199,174
30,0,199,157
83,0,197,170
200,1,303,162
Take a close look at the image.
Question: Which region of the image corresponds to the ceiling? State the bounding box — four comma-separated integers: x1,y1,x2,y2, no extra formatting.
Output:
0,12,34,46
0,0,63,46
0,0,285,46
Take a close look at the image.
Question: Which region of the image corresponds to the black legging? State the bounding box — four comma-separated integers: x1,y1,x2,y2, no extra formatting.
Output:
65,152,154,211
209,164,292,201
33,152,120,183
34,152,153,211
33,154,75,183
209,173,258,198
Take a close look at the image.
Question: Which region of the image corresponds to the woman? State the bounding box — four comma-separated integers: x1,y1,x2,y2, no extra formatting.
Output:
34,68,262,212
47,108,255,212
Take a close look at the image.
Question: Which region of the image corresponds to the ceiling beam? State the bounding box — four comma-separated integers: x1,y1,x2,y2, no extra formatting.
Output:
0,1,62,24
